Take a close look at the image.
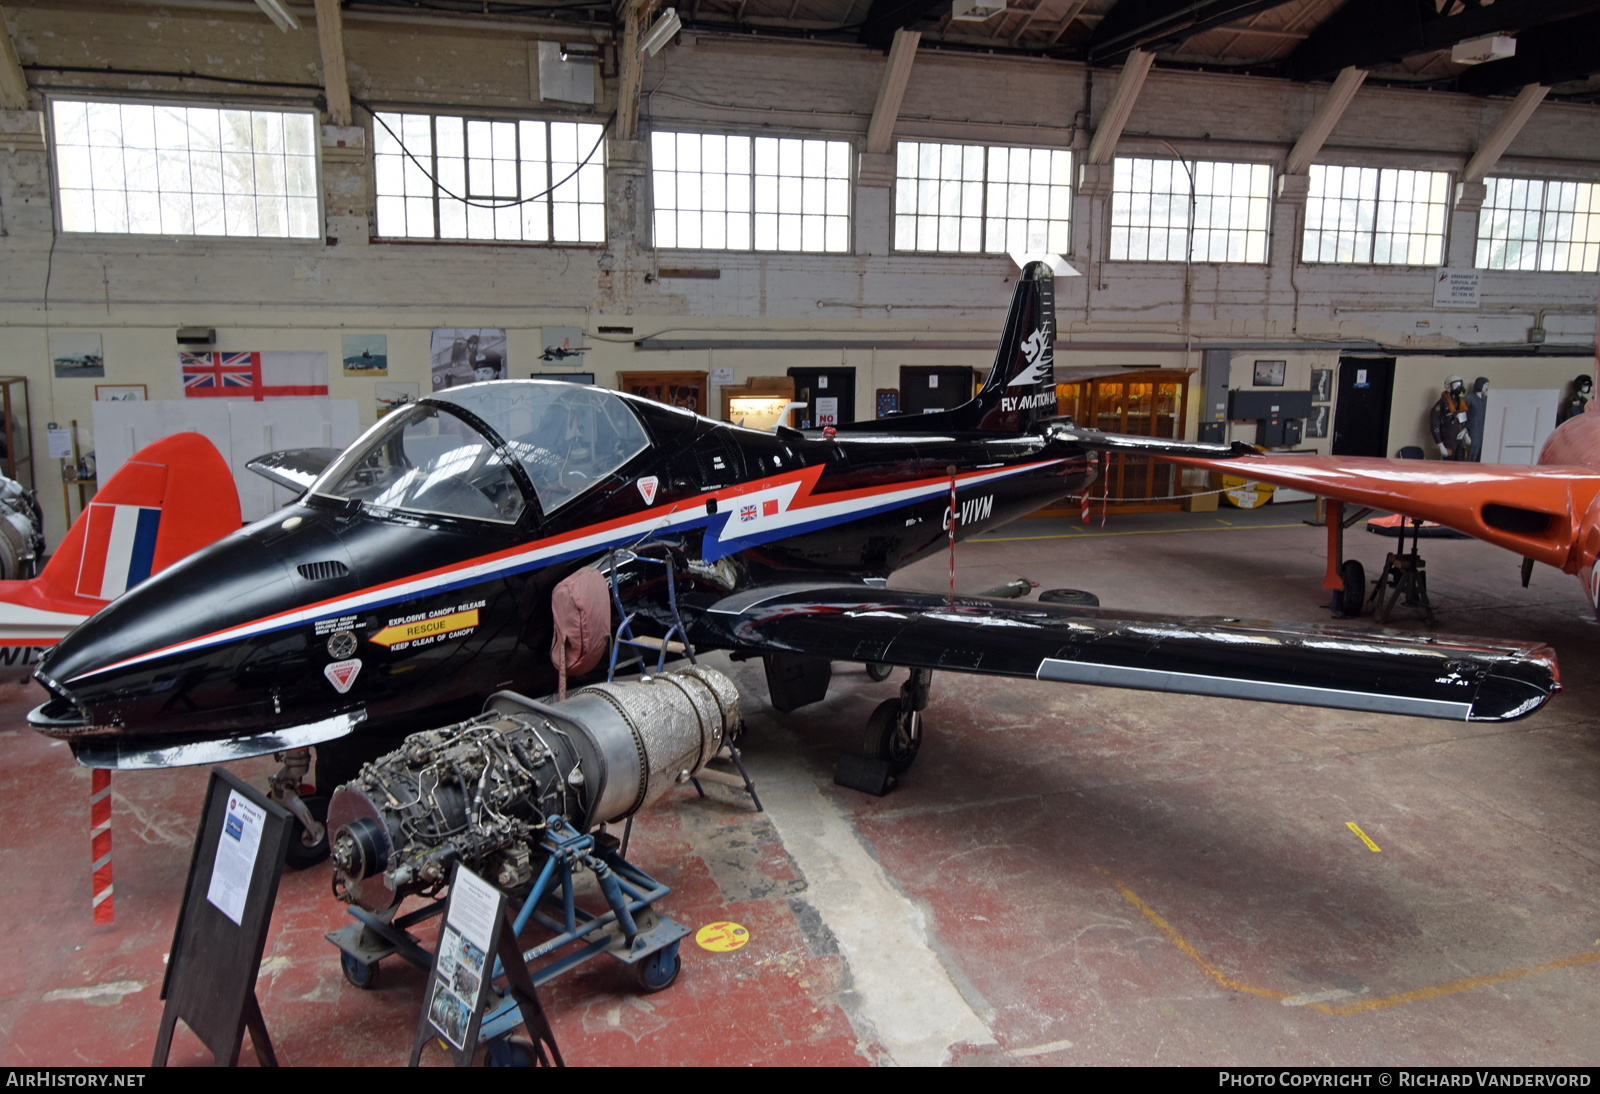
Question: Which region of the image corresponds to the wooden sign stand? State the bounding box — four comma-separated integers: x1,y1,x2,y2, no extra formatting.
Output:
409,863,563,1067
153,768,293,1067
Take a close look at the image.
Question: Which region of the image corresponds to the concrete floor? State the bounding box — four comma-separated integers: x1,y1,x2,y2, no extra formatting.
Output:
3,500,1597,1066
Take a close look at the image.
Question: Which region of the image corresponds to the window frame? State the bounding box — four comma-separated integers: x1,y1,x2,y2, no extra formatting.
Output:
370,108,607,246
47,94,324,242
891,139,1074,257
647,128,854,254
1301,163,1452,267
1475,174,1600,274
1108,155,1274,265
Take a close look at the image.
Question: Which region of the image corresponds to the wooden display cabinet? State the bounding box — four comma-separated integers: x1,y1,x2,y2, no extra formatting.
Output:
1044,369,1191,515
617,371,708,416
722,376,796,431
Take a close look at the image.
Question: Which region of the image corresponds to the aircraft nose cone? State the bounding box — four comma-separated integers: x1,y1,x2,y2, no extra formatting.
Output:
40,529,296,690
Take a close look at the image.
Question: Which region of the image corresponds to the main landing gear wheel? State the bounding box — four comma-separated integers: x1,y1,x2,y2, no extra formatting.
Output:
1336,559,1366,619
863,698,922,775
865,662,894,682
284,794,331,870
635,947,682,993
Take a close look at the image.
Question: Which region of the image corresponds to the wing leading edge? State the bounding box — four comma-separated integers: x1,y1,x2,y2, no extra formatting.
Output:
692,585,1558,723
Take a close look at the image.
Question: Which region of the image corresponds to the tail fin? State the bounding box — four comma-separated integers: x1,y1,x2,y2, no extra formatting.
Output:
963,260,1057,431
31,433,240,610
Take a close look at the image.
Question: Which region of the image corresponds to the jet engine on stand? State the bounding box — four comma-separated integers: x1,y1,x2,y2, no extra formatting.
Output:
328,665,740,913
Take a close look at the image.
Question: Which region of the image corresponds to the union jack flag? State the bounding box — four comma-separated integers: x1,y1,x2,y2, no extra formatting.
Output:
739,504,757,523
182,352,256,394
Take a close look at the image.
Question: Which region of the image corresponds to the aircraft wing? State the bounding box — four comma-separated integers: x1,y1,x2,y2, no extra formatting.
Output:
246,448,343,493
1169,454,1600,574
691,585,1557,723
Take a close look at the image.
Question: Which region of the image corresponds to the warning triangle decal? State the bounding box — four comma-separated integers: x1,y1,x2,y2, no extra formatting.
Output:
324,658,362,694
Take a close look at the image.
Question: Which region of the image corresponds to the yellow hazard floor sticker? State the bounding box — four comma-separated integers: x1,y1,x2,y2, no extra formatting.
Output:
1346,822,1382,852
695,921,750,952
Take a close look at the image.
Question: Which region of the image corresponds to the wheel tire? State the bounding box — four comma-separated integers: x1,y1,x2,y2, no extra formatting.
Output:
341,952,379,990
1037,588,1100,607
863,697,922,775
865,662,894,682
284,794,330,870
482,1035,540,1067
1337,560,1366,618
635,948,681,993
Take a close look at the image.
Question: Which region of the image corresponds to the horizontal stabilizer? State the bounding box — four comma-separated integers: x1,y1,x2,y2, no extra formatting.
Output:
694,585,1557,723
1167,454,1600,573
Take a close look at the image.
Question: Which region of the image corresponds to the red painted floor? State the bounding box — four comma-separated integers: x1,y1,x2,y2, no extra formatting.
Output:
3,504,1597,1065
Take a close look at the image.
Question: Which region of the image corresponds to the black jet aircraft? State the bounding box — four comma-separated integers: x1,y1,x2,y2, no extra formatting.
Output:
29,263,1560,801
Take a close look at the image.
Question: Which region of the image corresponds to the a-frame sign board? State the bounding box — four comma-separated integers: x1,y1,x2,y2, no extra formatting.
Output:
153,767,293,1067
409,863,563,1067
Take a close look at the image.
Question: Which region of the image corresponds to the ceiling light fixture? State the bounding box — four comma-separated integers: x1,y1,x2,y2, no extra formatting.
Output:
253,0,300,32
640,7,682,57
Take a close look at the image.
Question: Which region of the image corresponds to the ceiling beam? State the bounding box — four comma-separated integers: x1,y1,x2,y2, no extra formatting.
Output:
0,6,28,110
313,0,351,126
615,0,653,141
1462,83,1549,182
865,27,920,154
1456,11,1600,96
859,0,946,50
1287,0,1600,83
1085,0,1292,65
1086,48,1154,164
1284,64,1365,175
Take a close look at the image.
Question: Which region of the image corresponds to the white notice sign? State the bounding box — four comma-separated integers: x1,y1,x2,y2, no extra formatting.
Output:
207,790,265,926
710,367,734,385
1433,270,1481,309
46,426,72,459
447,866,500,954
815,396,839,427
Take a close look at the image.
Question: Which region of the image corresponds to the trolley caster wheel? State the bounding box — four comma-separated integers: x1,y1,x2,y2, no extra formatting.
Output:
863,698,922,775
1336,560,1366,619
482,1035,540,1067
635,948,681,993
865,662,893,682
341,953,379,990
284,794,330,870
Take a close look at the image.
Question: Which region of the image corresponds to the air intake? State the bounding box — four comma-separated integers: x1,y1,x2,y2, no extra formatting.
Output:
297,560,350,581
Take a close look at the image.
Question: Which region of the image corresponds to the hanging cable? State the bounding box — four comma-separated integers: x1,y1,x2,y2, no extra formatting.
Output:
352,97,615,211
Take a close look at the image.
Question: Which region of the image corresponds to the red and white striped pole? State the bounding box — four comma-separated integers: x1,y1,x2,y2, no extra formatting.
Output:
90,768,114,924
947,466,958,605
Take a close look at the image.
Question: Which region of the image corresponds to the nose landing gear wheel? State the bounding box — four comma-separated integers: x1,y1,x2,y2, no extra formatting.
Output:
284,794,330,870
863,698,922,774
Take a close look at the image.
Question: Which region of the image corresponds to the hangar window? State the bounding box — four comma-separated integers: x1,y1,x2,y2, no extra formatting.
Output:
1476,178,1600,273
649,131,850,252
893,142,1071,255
1303,165,1449,266
50,100,320,238
1110,157,1271,263
372,112,605,243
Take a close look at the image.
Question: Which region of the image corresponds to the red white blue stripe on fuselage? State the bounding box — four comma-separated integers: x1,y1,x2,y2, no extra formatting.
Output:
69,457,1067,682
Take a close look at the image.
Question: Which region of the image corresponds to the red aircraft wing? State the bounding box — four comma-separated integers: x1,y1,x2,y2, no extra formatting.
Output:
1169,454,1600,575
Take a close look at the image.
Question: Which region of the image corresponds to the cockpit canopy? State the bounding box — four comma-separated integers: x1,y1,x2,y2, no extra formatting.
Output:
314,381,651,523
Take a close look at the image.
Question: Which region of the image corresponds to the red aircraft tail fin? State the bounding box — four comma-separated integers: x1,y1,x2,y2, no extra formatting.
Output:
33,432,241,610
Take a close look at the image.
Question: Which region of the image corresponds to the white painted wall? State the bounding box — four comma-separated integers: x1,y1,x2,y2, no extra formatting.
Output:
0,3,1595,543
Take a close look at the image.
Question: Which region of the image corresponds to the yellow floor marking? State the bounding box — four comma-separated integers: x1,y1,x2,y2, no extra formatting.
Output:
1106,871,1600,1016
1346,822,1382,852
1215,518,1233,526
973,522,1305,543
